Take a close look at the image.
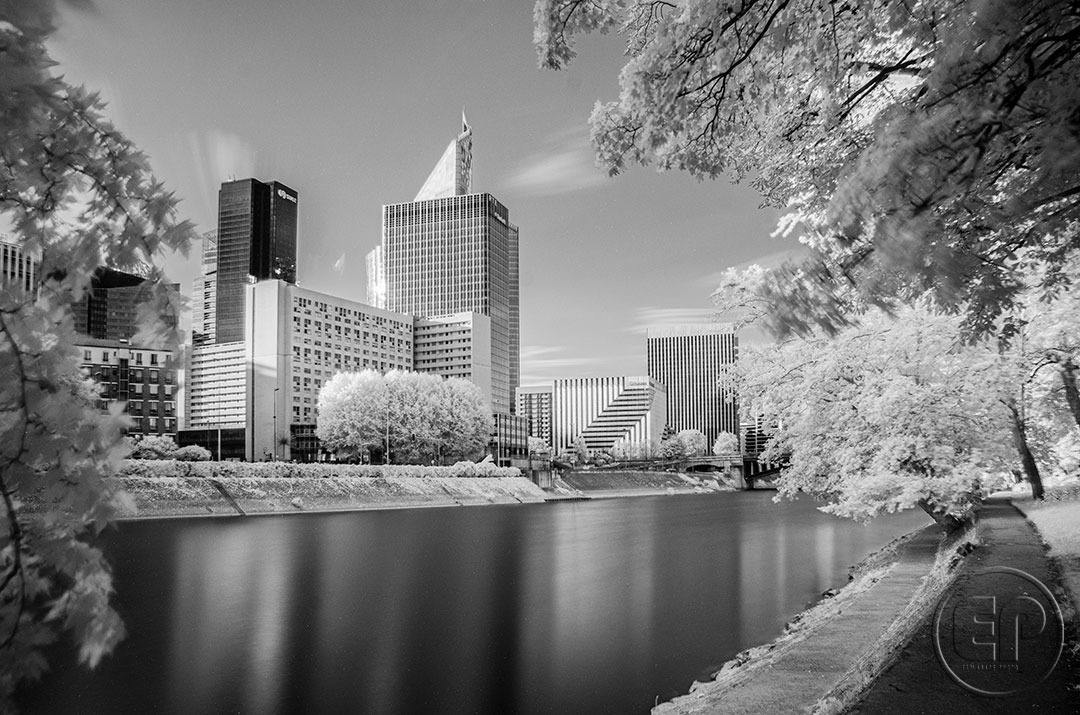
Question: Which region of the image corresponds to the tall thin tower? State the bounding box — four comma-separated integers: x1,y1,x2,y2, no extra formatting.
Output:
215,178,298,343
368,117,520,414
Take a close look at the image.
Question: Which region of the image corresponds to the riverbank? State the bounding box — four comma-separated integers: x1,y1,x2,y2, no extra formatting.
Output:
654,486,1080,714
107,475,549,518
557,470,736,498
653,518,968,715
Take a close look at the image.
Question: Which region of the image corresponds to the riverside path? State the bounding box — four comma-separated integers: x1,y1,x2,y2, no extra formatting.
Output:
848,496,1080,714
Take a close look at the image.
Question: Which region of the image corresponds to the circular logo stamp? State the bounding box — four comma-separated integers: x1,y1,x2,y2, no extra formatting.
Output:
933,566,1063,696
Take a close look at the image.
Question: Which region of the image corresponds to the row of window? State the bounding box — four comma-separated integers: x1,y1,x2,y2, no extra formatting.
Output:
83,349,167,366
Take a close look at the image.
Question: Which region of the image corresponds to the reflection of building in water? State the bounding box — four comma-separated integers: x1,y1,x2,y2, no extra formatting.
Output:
167,524,295,713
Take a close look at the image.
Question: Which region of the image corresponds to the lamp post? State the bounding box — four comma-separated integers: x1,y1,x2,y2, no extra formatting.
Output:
273,387,280,461
216,392,222,461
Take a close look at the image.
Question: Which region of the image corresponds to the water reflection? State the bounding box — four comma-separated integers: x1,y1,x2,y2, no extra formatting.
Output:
23,493,928,715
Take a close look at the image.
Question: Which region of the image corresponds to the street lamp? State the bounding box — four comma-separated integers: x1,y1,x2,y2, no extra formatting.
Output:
273,387,280,461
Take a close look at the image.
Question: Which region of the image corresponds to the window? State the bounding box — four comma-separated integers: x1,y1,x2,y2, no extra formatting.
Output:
135,353,143,365
83,350,92,361
102,351,109,362
150,354,158,366
149,370,159,382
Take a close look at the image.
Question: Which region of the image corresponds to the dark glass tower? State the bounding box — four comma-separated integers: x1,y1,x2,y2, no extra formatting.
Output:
215,179,297,342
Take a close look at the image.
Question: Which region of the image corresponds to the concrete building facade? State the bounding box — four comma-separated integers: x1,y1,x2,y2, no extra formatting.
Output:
646,324,739,445
184,341,247,431
191,230,218,346
77,337,178,438
244,280,414,462
0,237,36,292
413,312,492,406
516,385,553,446
552,376,667,454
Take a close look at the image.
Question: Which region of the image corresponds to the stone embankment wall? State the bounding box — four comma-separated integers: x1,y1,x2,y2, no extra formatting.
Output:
110,476,549,519
560,470,722,495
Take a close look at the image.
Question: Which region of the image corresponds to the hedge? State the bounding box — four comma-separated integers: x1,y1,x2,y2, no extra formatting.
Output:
117,460,522,480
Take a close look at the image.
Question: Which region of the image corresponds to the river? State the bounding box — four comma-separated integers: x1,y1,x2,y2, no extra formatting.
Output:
22,492,929,714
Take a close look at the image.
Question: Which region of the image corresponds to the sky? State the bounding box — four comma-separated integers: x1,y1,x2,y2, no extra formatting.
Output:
49,0,804,385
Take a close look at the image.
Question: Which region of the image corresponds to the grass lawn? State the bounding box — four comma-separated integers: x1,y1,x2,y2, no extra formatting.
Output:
1011,482,1080,624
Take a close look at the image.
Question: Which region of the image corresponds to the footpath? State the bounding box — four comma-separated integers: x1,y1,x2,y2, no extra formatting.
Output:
655,496,1080,715
847,497,1080,714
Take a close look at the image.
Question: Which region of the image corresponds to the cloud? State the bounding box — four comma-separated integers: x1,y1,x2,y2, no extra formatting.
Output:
503,128,608,196
520,345,606,385
629,307,725,333
332,253,346,274
186,129,256,209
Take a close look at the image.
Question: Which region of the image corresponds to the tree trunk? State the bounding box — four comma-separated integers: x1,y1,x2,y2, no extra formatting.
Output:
1061,362,1080,431
916,499,965,532
1008,403,1044,500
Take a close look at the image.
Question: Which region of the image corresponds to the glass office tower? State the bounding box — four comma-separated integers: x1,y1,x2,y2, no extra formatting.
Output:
372,118,520,414
215,178,297,343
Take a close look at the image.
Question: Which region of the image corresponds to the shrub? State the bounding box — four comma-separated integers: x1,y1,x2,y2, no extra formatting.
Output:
116,460,522,479
172,445,212,462
130,435,179,460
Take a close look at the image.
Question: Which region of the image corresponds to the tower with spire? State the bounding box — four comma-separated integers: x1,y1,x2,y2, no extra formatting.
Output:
366,116,520,415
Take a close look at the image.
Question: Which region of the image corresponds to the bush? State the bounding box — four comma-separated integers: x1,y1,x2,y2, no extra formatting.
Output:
172,445,212,462
130,435,179,460
116,460,522,479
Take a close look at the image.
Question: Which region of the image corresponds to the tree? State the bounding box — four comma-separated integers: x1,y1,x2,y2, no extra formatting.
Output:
130,435,179,460
316,369,491,465
527,436,549,455
676,429,708,457
0,4,194,705
736,303,1022,527
535,0,1080,339
570,435,589,465
712,431,740,456
316,370,388,461
657,435,685,460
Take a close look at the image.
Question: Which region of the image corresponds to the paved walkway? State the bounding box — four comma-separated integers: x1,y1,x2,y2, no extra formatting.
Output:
848,497,1080,714
654,524,943,714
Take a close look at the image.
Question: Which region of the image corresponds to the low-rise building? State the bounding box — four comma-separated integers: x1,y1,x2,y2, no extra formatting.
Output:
76,337,178,439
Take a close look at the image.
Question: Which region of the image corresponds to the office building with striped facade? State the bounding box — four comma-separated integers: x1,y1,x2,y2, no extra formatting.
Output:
646,324,739,445
552,376,667,454
516,385,553,446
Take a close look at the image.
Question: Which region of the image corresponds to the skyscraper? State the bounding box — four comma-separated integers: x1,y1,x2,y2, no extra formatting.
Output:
368,117,520,414
191,230,218,345
646,324,739,445
215,178,298,342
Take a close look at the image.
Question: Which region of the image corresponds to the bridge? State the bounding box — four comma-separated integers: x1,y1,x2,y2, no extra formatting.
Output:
595,455,782,490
